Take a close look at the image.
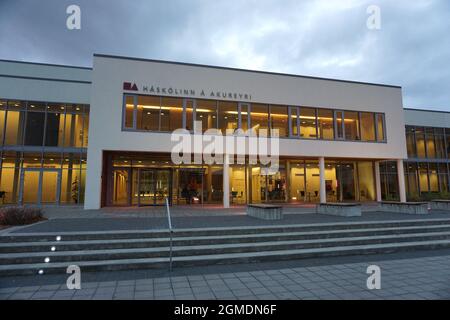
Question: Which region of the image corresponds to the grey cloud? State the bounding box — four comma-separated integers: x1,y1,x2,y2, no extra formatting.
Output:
0,0,449,111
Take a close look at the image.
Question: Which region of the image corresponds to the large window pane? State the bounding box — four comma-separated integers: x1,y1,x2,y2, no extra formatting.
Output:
336,111,344,139
270,105,288,137
360,112,376,141
406,127,416,158
160,97,183,131
376,113,385,142
185,100,195,131
0,100,5,145
239,104,249,131
195,100,217,132
344,111,360,141
317,109,334,140
5,112,25,146
137,96,160,131
45,112,63,147
425,128,436,159
124,96,135,129
429,163,439,192
250,104,269,135
63,113,84,147
218,101,238,134
418,163,429,192
300,107,317,139
415,128,426,158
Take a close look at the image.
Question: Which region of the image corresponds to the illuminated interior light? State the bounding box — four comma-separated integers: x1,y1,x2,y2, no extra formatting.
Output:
45,257,50,263
51,246,56,252
38,270,44,275
56,236,61,241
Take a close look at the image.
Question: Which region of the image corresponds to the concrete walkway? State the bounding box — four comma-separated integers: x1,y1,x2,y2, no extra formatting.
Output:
4,211,450,233
1,253,449,300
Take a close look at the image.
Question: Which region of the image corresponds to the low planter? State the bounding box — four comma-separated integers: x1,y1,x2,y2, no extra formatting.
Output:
430,200,450,211
317,203,362,217
247,204,283,220
380,202,429,215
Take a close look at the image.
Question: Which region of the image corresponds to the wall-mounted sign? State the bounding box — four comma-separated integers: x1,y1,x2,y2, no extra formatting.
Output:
123,82,252,101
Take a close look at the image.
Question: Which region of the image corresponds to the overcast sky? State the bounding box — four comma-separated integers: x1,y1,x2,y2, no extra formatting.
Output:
0,0,449,111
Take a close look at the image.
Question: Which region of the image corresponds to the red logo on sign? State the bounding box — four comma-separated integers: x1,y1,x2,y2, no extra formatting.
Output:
123,82,138,91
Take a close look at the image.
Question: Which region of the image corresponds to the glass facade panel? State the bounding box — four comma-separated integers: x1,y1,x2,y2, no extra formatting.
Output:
250,104,269,135
358,162,375,201
24,111,45,146
415,128,426,158
406,127,416,158
270,105,288,137
195,100,217,132
336,111,344,139
426,129,436,159
360,112,376,141
344,111,360,141
124,96,134,128
160,97,183,131
300,107,317,139
218,101,238,134
137,96,160,131
317,109,334,140
376,113,386,142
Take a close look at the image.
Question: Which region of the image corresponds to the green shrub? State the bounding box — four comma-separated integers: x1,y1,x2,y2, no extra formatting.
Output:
0,207,45,226
420,192,440,201
407,193,421,202
438,192,450,200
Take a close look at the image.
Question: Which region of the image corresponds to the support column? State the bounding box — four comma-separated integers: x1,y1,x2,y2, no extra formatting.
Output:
223,154,230,208
319,157,326,204
397,159,407,203
374,161,382,202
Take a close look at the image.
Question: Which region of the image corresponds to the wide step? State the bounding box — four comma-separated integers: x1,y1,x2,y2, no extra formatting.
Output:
1,218,450,276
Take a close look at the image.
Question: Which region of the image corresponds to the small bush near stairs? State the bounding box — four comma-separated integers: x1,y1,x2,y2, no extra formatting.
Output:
0,207,45,226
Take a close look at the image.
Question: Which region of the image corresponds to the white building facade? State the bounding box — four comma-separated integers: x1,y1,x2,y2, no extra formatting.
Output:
0,54,449,209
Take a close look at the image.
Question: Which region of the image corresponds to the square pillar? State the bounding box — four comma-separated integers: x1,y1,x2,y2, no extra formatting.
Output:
374,161,382,202
319,157,326,204
223,154,230,208
397,159,407,203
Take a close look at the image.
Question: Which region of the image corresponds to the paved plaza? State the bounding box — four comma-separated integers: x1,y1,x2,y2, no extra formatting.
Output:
1,251,449,300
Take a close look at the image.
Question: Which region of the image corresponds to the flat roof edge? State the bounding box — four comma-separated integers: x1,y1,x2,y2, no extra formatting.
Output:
0,59,92,70
94,53,402,89
404,107,450,114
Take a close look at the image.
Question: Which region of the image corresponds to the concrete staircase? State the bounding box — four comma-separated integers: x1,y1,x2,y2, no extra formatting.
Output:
2,218,450,276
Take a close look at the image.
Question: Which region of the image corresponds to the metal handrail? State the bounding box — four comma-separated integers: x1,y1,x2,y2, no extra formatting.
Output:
165,197,174,272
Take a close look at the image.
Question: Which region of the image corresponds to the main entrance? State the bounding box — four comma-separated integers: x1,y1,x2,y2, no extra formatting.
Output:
19,169,61,204
109,168,172,206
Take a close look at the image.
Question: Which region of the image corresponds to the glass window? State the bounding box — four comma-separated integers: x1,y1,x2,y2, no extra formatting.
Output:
447,130,450,159
136,96,160,131
160,97,183,132
195,100,217,132
429,163,439,192
438,164,449,193
124,96,135,129
0,100,5,145
300,107,317,139
239,103,249,131
376,113,386,142
425,129,436,159
317,109,334,140
24,112,45,146
5,101,26,145
406,127,416,158
185,99,195,131
418,163,429,192
435,131,446,159
270,105,288,137
45,112,63,147
250,104,269,135
335,111,344,139
218,101,238,134
63,112,84,148
289,107,299,137
344,111,360,141
360,112,376,141
415,128,426,158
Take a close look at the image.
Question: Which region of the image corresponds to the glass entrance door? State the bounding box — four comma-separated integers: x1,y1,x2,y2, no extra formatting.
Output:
131,169,171,206
139,170,155,206
21,169,61,204
112,169,130,206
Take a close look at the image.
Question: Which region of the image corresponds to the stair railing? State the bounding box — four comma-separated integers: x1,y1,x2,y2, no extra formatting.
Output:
165,197,174,272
